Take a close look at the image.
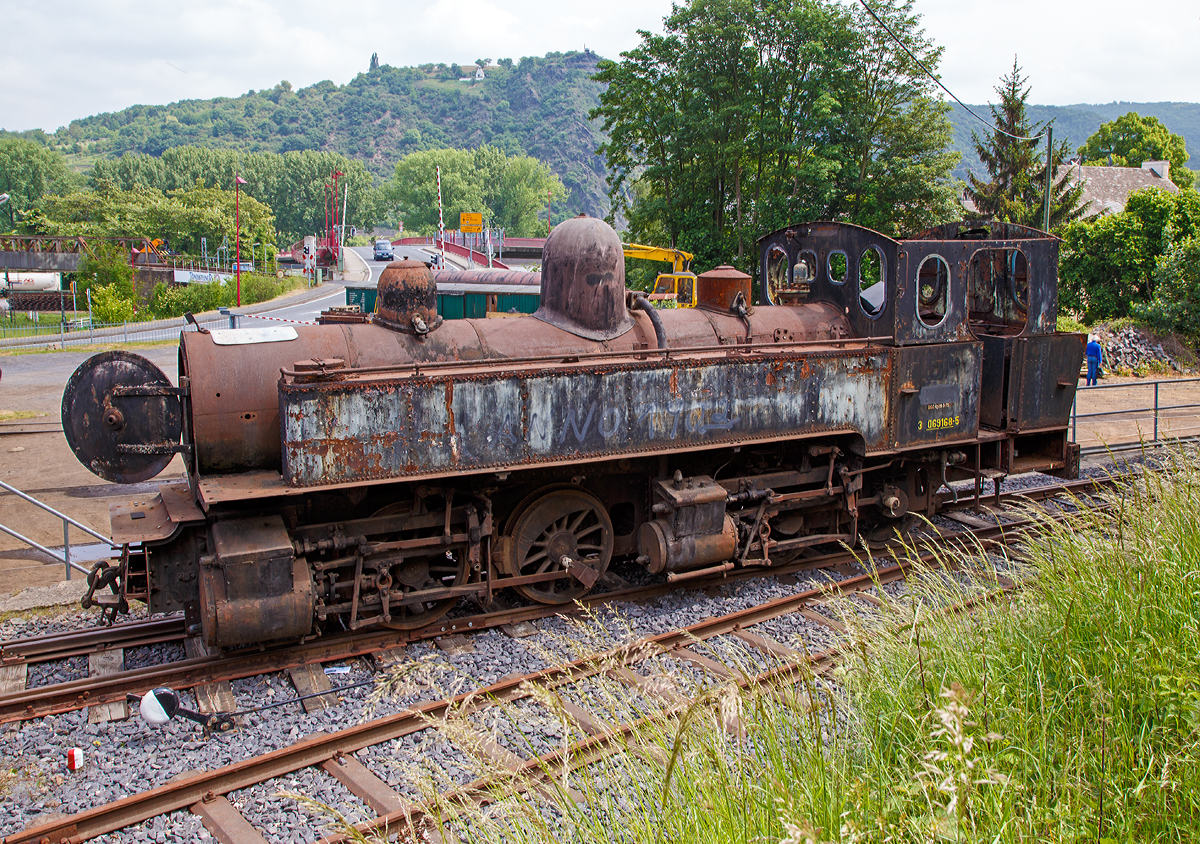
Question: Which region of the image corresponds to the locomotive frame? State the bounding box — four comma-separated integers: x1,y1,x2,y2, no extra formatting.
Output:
64,217,1083,649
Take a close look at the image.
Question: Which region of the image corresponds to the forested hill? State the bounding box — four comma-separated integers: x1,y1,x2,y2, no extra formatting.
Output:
947,101,1200,182
8,61,1199,217
4,51,610,219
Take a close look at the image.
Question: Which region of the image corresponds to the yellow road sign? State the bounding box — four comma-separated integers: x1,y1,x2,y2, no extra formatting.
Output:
459,212,483,233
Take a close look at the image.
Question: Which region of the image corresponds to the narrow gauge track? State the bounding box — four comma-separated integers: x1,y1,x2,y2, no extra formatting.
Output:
0,475,1108,726
5,532,1005,844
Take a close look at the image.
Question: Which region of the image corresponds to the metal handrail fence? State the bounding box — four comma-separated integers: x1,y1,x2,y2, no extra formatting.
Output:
0,313,227,350
0,480,113,580
1072,376,1200,451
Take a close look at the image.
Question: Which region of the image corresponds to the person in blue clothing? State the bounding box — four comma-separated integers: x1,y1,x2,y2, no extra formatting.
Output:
1085,335,1103,386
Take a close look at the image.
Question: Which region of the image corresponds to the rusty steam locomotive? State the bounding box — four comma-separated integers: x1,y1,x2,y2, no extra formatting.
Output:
62,216,1083,649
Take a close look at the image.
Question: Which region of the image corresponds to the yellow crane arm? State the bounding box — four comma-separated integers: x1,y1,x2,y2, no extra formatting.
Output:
621,243,694,274
621,242,697,307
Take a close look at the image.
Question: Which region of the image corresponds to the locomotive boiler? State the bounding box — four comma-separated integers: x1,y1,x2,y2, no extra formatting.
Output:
61,216,1083,649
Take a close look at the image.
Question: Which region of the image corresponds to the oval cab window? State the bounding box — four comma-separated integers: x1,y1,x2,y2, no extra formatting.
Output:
917,255,950,328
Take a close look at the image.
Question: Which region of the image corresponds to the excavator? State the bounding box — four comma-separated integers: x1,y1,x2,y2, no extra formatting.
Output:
622,243,697,307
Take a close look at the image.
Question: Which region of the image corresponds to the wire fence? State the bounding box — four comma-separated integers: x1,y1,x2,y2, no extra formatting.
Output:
0,313,230,350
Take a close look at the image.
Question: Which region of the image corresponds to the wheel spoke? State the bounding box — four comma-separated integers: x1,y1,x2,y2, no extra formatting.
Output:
574,523,603,540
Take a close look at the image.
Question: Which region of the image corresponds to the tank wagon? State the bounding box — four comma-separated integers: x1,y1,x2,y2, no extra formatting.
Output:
62,216,1083,649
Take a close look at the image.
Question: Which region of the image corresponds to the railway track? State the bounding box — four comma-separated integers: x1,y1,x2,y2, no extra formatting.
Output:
2,542,968,844
0,475,1108,728
0,476,1107,844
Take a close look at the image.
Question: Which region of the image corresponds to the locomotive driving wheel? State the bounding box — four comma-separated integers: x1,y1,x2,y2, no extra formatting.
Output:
372,502,469,630
507,488,613,604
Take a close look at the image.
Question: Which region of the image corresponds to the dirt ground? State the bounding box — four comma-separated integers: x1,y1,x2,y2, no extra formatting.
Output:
2,346,1198,597
1072,373,1200,447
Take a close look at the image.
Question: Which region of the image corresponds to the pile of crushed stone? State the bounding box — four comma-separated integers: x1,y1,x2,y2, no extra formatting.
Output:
1093,325,1197,375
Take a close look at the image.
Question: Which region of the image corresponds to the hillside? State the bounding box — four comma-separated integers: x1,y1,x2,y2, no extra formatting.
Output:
2,51,611,219
947,101,1200,183
6,66,1198,217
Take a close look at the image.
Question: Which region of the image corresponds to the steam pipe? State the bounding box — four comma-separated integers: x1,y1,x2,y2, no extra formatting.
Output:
630,294,667,350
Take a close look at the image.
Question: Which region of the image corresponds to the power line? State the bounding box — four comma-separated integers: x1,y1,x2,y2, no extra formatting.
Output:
855,0,1044,143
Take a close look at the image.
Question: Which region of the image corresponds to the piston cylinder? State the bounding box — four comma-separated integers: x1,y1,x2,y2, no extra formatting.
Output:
638,515,738,574
637,473,738,574
198,516,314,647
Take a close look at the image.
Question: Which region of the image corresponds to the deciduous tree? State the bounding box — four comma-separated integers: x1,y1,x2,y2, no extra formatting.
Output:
1059,186,1200,321
89,146,377,242
29,180,276,257
1078,112,1193,189
0,139,77,230
383,145,565,237
592,0,962,271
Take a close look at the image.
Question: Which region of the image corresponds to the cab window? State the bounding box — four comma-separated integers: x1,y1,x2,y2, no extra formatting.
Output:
917,255,950,328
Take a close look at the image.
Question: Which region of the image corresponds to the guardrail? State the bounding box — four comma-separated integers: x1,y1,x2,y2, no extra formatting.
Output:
1072,376,1200,452
0,480,112,580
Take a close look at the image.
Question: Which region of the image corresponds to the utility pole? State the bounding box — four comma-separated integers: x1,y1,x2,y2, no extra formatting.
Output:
235,175,247,307
436,166,445,268
1042,128,1053,232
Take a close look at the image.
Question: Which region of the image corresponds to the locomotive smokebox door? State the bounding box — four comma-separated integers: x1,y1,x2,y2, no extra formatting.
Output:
199,516,315,648
61,351,185,483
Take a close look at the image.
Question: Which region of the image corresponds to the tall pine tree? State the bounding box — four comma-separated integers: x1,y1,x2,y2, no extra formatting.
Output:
965,58,1089,230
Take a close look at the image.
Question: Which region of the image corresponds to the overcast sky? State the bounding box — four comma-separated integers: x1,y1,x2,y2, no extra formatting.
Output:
2,0,1197,133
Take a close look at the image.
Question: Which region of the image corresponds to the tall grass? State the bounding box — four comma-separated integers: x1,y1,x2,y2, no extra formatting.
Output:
301,455,1200,843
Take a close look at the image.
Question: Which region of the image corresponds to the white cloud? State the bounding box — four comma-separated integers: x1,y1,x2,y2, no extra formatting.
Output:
913,0,1200,105
2,0,1197,132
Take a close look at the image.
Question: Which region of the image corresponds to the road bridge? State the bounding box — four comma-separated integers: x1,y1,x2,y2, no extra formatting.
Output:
0,236,165,272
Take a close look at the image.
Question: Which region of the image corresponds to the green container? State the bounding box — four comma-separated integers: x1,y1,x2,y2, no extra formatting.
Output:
437,293,465,320
345,287,540,320
345,287,377,313
495,292,540,314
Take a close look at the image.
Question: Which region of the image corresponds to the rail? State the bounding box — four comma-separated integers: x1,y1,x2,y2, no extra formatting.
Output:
1072,376,1200,450
0,480,113,579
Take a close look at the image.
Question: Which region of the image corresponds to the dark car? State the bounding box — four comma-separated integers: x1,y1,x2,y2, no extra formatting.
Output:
373,239,394,261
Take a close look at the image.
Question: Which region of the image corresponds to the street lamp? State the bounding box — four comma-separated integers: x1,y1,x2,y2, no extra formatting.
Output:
234,176,247,307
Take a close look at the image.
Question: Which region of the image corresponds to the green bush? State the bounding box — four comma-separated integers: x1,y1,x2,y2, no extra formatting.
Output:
1138,234,1200,338
1056,314,1087,334
368,452,1200,844
144,273,302,319
146,281,228,319
90,283,136,323
76,242,134,299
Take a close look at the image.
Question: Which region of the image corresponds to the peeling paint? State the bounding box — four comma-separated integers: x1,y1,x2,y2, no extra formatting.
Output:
279,352,892,486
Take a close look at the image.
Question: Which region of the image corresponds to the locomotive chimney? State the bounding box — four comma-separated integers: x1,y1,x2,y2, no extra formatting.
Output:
533,214,635,340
